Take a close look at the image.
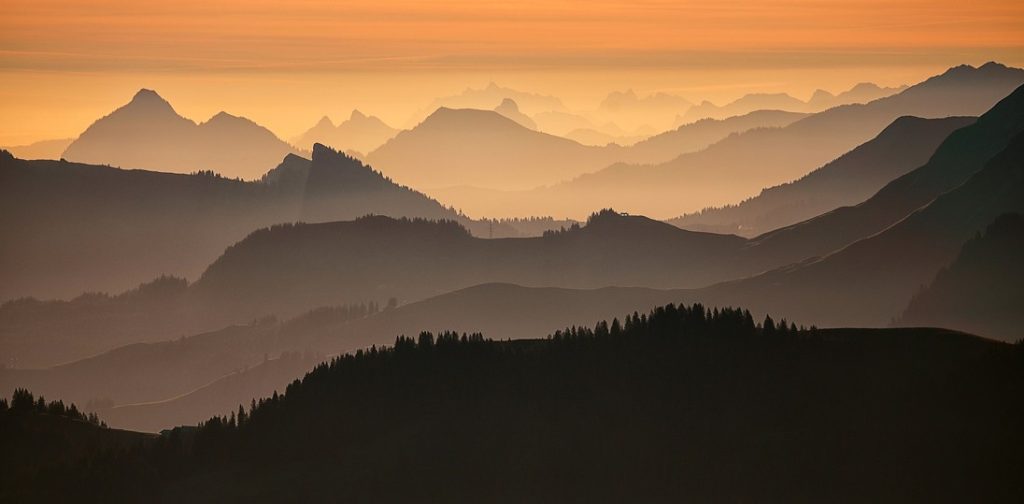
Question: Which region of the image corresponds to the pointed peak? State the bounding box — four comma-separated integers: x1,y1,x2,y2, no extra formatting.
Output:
316,115,334,128
131,88,165,103
349,109,367,121
486,81,500,90
311,142,338,158
120,88,178,117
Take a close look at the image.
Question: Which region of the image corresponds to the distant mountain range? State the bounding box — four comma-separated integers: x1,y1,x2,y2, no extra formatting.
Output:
681,82,907,122
409,82,567,125
291,110,398,154
596,89,693,131
444,62,1024,218
493,98,538,129
6,79,1021,370
1,138,73,160
61,89,301,180
670,115,977,236
373,106,810,194
366,107,623,190
6,314,1019,502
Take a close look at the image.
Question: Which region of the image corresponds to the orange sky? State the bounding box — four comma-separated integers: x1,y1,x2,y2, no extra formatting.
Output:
2,0,1022,145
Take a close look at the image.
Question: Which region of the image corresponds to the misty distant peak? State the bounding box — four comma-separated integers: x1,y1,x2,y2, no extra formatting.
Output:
349,109,367,121
850,82,882,92
315,115,334,128
810,89,834,100
121,88,178,116
497,98,520,112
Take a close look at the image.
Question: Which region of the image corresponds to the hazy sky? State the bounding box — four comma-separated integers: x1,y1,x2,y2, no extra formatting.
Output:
2,0,1022,145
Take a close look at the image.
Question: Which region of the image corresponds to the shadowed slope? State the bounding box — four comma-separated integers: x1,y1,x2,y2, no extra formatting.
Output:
697,129,1024,334
898,213,1024,341
671,115,976,236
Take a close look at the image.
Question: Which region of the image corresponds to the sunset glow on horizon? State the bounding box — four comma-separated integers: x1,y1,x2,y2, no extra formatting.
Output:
2,0,1022,145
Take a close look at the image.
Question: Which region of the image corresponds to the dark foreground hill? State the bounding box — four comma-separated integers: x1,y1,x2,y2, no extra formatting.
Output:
6,304,1022,502
2,284,689,430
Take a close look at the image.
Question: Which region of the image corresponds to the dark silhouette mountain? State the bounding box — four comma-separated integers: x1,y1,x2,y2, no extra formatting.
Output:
0,145,555,302
493,98,538,129
1,284,688,429
682,82,906,121
1,138,73,160
366,107,623,190
671,115,976,236
0,389,155,502
191,210,744,320
8,307,1022,502
61,89,300,179
291,110,398,154
697,128,1024,334
496,62,1024,218
298,143,458,222
897,213,1024,341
